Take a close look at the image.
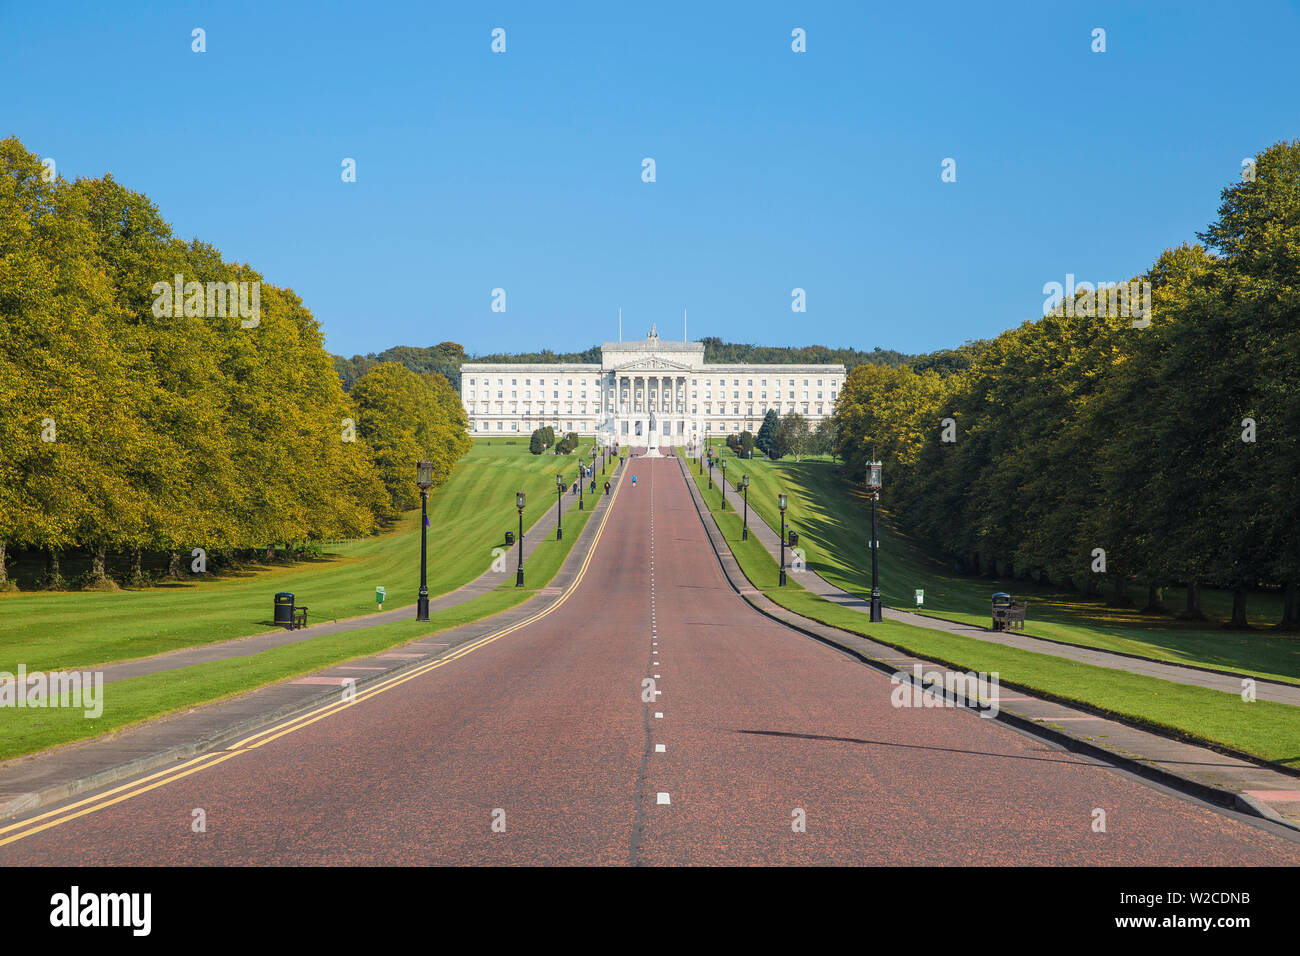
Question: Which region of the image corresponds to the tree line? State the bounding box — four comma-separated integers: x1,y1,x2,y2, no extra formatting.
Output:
0,137,469,590
832,141,1300,628
333,339,932,392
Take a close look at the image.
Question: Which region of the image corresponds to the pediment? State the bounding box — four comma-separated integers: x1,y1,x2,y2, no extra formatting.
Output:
613,357,693,372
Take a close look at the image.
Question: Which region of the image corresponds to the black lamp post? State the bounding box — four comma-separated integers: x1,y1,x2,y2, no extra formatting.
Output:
515,490,526,587
741,474,750,541
719,459,727,510
555,474,565,541
416,460,433,621
708,454,713,489
867,459,883,622
778,493,788,587
578,459,585,510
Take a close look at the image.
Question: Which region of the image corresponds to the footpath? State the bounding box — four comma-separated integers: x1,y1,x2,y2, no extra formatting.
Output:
0,462,626,822
679,456,1300,833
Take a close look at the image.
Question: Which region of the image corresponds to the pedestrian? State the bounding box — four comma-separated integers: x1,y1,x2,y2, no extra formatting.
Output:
632,474,637,487
604,481,611,496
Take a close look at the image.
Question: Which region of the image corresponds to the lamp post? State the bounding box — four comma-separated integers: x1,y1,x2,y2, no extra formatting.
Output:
719,459,727,510
515,490,526,587
778,493,788,587
555,473,565,541
416,460,433,621
867,458,883,622
578,459,585,511
708,454,713,489
741,474,750,541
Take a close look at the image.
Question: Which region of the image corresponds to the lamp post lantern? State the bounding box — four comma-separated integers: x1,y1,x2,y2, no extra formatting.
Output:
741,474,750,541
867,459,883,622
555,474,565,541
719,459,727,510
778,493,788,586
515,490,526,587
415,460,434,621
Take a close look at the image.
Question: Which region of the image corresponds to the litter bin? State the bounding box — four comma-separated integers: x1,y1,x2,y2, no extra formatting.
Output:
274,592,295,629
788,530,799,548
505,530,515,546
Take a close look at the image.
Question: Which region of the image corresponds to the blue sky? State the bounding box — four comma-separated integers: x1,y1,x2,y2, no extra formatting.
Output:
4,1,1298,358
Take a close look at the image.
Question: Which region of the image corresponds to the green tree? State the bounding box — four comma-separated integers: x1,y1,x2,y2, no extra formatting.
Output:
755,410,779,457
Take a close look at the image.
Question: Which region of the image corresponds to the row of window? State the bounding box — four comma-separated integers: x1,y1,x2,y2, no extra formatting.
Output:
466,376,838,388
474,420,811,434
472,404,826,417
465,390,836,404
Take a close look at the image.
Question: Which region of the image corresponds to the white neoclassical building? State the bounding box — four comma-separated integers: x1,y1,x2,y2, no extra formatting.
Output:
459,326,845,446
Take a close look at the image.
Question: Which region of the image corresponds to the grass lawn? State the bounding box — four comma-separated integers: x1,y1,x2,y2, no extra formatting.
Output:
0,438,606,672
0,449,616,761
683,448,1300,770
698,452,1300,684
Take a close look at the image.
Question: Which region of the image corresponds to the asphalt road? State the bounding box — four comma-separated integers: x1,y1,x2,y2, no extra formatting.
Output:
4,456,1298,865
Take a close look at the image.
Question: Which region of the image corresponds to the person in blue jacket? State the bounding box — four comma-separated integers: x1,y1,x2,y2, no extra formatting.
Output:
632,475,637,487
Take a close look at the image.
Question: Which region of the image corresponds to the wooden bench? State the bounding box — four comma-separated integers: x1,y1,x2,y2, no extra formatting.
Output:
992,600,1027,631
292,605,309,630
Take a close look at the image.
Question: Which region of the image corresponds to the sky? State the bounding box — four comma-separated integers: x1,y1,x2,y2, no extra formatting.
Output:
4,0,1298,359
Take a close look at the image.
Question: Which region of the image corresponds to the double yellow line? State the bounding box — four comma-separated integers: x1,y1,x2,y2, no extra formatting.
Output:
0,475,624,849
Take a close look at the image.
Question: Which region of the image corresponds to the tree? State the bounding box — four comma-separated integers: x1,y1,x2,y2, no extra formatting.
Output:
755,410,779,457
769,413,810,460
738,430,756,458
341,363,470,516
812,416,836,459
529,429,545,454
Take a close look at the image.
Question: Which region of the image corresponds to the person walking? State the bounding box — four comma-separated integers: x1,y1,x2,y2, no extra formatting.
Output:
632,474,637,487
604,480,611,496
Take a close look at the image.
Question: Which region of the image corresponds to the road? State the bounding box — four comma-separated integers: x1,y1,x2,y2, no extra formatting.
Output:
3,456,1298,865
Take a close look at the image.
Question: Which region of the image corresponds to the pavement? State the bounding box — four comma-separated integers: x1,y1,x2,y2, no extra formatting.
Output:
707,462,1300,707
2,454,1298,863
679,455,1300,829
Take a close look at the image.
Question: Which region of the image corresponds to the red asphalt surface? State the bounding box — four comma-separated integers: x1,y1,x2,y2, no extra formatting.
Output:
4,457,1299,866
